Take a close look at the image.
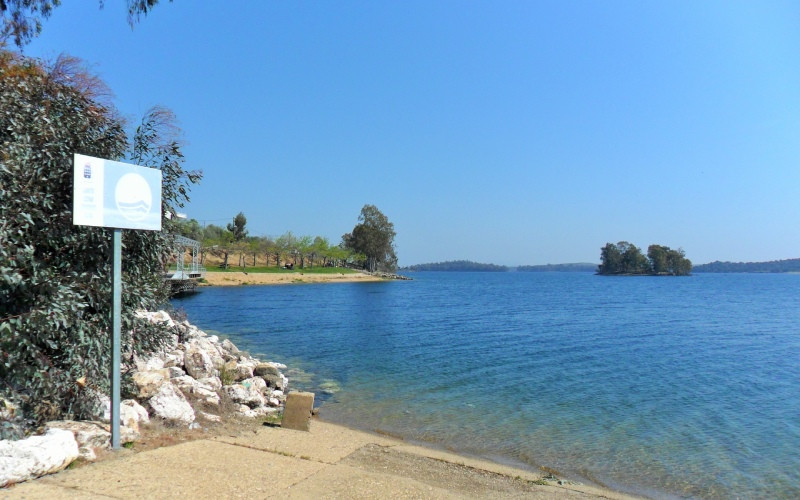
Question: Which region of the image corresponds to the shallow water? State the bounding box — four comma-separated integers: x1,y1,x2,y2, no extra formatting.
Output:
172,272,800,499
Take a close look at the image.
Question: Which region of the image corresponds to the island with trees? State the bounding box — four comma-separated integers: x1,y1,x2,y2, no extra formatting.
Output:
597,241,692,276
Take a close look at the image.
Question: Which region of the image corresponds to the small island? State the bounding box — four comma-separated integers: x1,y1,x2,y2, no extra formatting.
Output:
597,241,692,276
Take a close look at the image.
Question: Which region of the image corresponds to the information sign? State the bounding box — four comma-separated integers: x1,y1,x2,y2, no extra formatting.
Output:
73,154,162,231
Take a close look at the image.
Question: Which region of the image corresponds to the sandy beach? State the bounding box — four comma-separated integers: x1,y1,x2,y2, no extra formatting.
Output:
5,419,637,499
201,270,387,287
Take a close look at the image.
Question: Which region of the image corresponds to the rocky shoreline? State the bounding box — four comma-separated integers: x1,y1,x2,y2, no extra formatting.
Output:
0,310,290,487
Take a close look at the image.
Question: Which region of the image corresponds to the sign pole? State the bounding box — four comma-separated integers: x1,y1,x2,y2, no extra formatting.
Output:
111,228,122,449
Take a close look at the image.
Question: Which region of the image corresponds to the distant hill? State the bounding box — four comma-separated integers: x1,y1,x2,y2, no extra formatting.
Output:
693,258,800,273
516,263,598,272
402,260,509,272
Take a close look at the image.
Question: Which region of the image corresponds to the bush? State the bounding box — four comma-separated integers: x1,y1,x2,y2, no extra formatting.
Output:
0,50,201,437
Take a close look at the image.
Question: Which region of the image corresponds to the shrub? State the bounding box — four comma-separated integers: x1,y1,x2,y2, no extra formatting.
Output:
0,50,201,437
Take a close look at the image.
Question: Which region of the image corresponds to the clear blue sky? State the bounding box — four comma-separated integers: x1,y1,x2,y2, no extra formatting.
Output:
24,1,800,266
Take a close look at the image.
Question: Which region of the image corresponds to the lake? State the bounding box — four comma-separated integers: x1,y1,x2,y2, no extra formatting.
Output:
172,272,800,499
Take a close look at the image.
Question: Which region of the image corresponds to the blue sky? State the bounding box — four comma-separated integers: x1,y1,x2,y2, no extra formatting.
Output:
24,1,800,266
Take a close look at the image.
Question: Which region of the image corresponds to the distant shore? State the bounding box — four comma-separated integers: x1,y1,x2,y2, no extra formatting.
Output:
200,270,387,286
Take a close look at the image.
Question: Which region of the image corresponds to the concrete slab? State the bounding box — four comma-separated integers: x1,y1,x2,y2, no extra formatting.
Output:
284,462,461,499
215,420,395,464
0,481,115,499
3,440,323,499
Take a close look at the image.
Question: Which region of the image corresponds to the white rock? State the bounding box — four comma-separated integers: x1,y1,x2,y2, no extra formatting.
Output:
143,356,166,371
121,399,150,430
132,369,170,399
198,376,222,391
221,339,240,355
45,421,138,462
253,406,279,416
224,384,266,409
198,411,222,423
148,383,195,425
223,360,253,382
194,387,221,406
171,375,199,394
98,398,149,432
170,377,220,406
162,352,184,368
207,335,219,344
238,407,258,418
167,366,186,378
0,429,79,486
268,397,282,407
184,344,216,379
241,376,268,395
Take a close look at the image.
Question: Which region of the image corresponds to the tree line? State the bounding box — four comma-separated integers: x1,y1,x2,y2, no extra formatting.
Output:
693,258,800,273
402,260,509,272
176,204,398,273
598,241,692,276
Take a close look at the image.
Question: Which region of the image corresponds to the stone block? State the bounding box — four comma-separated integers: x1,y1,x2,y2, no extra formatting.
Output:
281,392,314,431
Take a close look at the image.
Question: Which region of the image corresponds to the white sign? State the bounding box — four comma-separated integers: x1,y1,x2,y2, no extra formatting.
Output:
73,154,162,231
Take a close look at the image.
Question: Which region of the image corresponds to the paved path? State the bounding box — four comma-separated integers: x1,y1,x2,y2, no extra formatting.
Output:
3,421,633,499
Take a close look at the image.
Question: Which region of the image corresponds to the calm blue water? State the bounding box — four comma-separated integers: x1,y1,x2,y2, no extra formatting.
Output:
172,272,800,499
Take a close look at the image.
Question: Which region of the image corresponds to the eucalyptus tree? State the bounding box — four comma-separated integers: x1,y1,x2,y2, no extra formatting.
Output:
342,204,397,272
275,231,297,268
1,0,172,47
310,236,329,268
0,50,199,436
295,235,313,269
227,211,248,242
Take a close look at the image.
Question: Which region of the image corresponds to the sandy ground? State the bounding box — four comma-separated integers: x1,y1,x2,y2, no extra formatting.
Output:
201,271,386,286
4,419,637,499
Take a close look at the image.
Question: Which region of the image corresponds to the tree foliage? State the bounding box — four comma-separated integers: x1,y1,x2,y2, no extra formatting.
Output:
0,0,172,47
0,50,200,437
598,241,691,276
342,204,397,272
226,211,247,241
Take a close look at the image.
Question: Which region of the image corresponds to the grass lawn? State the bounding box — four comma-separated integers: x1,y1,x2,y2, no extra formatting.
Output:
204,265,360,274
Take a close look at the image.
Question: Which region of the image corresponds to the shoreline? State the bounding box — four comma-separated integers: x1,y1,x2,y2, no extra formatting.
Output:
7,418,638,499
2,310,637,498
313,407,656,499
199,270,388,286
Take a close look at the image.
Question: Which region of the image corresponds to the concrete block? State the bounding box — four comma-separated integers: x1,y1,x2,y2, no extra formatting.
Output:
282,391,315,431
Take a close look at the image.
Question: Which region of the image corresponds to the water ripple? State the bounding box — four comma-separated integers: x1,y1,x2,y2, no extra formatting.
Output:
174,273,800,499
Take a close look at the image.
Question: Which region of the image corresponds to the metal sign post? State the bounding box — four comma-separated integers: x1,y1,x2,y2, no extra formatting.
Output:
111,228,122,449
72,154,162,450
